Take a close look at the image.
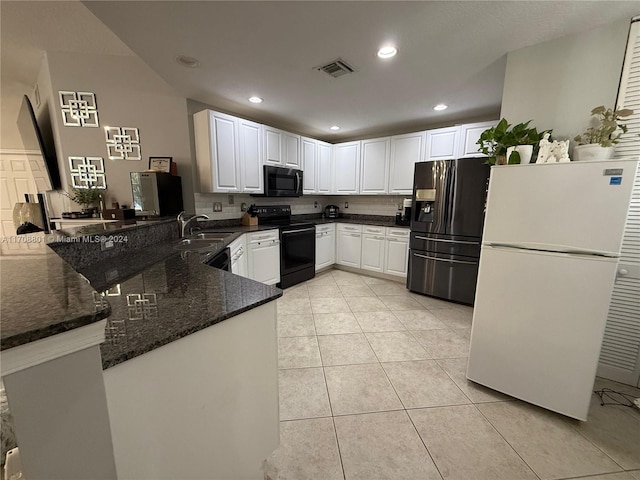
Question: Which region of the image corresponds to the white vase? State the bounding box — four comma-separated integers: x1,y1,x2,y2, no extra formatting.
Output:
506,145,534,165
572,144,615,161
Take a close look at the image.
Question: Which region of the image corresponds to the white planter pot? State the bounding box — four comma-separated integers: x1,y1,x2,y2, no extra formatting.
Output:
572,144,615,161
506,145,534,164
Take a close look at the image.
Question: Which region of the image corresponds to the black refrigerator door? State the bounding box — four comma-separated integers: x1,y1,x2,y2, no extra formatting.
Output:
411,160,454,235
449,158,490,238
407,249,479,305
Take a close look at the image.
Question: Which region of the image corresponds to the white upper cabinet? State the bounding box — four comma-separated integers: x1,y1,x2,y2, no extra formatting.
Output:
302,137,317,194
388,131,425,195
457,120,498,158
263,126,283,166
283,132,301,168
333,141,361,194
238,119,263,193
193,110,240,193
360,137,390,195
317,141,332,194
425,126,459,161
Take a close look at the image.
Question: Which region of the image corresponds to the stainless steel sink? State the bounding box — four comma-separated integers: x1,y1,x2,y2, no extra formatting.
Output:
173,238,218,251
194,232,234,241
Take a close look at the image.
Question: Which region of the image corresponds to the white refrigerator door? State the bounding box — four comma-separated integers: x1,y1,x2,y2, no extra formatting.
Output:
467,245,618,421
483,160,638,256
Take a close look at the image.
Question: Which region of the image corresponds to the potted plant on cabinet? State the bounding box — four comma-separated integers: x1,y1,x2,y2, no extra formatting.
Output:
573,105,634,161
477,118,549,165
64,186,103,217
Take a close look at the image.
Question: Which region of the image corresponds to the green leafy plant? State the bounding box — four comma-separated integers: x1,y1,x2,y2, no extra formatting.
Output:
64,187,102,211
477,119,549,165
574,106,633,147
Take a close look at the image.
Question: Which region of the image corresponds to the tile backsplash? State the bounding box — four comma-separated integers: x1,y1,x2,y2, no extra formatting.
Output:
194,193,411,219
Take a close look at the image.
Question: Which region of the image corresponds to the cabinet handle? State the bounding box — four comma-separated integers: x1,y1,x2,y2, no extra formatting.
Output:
349,234,361,237
412,252,476,265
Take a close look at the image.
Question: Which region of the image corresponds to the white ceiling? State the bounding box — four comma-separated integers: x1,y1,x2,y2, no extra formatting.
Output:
3,1,639,144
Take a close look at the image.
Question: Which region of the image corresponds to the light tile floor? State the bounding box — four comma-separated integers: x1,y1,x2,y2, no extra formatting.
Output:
268,268,640,480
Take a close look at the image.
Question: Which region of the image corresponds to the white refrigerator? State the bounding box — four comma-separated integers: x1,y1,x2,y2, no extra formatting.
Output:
466,159,638,421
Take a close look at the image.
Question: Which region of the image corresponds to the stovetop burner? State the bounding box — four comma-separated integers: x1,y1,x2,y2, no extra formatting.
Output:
249,204,314,229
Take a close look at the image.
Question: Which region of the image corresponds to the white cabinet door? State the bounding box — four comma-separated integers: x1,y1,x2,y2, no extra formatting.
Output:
360,137,390,194
302,137,317,194
235,251,248,278
315,225,335,271
317,141,333,194
333,141,361,194
193,110,240,192
337,224,362,268
426,126,459,161
238,119,263,193
384,237,409,277
389,132,425,195
263,126,283,166
361,234,386,272
458,120,498,158
283,132,301,168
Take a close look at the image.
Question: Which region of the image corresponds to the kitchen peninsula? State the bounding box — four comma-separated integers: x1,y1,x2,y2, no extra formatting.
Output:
0,219,282,480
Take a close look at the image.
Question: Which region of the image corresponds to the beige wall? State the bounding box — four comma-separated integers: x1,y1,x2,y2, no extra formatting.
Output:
42,51,194,214
500,18,630,142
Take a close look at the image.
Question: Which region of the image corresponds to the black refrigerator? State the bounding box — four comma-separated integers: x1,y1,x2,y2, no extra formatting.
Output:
407,159,490,305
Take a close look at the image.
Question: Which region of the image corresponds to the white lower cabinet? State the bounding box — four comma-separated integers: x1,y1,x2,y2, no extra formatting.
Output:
247,230,280,285
336,224,362,268
315,224,335,271
229,235,248,278
361,226,386,272
384,227,410,277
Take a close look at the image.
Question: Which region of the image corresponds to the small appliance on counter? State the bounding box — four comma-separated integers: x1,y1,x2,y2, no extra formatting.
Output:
324,205,339,218
130,172,183,217
395,198,412,226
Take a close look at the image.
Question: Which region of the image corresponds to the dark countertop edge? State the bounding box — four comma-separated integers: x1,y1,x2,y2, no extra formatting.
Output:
48,217,177,242
0,305,112,351
102,287,282,369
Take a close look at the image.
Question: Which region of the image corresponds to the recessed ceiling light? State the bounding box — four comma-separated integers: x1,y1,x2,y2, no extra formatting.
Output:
175,55,200,68
248,96,263,104
330,125,340,131
377,46,398,59
433,104,448,111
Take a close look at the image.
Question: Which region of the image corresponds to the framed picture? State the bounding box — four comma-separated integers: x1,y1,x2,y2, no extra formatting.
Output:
149,156,173,173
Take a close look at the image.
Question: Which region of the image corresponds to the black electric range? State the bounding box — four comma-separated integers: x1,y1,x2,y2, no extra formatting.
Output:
251,205,316,288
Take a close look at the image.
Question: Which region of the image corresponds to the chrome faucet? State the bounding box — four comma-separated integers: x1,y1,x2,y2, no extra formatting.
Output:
177,211,209,237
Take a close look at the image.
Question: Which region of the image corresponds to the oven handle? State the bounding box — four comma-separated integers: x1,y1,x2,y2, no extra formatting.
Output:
412,252,477,265
282,227,315,235
414,236,478,245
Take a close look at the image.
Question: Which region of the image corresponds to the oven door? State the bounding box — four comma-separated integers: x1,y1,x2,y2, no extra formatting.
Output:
280,225,316,276
264,166,303,197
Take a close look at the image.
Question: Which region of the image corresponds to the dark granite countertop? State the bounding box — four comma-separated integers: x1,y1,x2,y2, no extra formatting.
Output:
95,244,281,369
1,229,281,369
0,237,111,350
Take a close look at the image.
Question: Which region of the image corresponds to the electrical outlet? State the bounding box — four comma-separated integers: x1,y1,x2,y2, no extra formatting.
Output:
398,203,403,211
314,201,318,208
344,202,349,209
100,237,115,252
228,195,234,205
213,202,223,212
240,202,248,212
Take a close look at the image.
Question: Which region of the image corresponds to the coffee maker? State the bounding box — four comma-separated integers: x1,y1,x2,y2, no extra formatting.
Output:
395,198,412,226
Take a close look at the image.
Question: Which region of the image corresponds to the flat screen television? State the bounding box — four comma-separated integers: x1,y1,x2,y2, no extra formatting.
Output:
16,94,61,190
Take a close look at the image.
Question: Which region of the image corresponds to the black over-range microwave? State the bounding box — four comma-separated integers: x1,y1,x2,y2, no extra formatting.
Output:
252,165,303,197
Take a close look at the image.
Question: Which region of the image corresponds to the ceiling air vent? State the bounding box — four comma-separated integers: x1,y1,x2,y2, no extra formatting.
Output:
317,58,355,78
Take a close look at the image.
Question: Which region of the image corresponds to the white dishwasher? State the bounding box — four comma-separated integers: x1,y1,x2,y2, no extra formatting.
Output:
247,230,280,285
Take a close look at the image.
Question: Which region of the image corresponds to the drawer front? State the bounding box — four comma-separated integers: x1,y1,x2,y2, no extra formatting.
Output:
337,223,363,233
363,225,385,235
385,227,409,238
316,224,334,234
